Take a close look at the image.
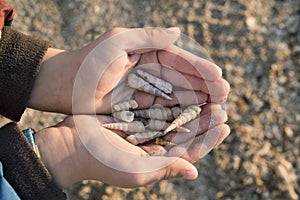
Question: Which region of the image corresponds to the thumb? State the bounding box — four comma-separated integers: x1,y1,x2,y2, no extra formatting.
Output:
118,27,181,54
151,156,198,181
167,157,198,180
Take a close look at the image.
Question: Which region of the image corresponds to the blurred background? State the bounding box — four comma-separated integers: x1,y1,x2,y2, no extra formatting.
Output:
2,0,299,199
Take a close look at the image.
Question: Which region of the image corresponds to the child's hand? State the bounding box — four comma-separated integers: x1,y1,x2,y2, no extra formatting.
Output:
28,27,229,115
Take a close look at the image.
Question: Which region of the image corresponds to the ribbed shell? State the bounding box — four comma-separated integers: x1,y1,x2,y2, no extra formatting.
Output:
136,69,173,94
133,107,174,121
145,119,167,131
112,111,134,122
101,121,145,133
164,104,202,133
146,119,190,133
126,131,166,145
154,138,176,146
112,100,138,112
127,73,172,100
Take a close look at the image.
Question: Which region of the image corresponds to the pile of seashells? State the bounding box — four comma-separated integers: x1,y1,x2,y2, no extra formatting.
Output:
102,69,204,146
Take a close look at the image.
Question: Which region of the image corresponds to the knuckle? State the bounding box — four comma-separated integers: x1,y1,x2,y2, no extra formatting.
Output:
144,29,156,46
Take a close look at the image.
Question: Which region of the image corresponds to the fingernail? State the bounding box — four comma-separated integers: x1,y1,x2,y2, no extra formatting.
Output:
166,27,180,33
182,170,197,180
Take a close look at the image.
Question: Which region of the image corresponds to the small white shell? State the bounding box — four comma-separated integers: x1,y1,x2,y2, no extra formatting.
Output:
126,131,166,145
127,73,172,100
112,111,134,122
175,126,191,133
164,104,202,133
155,138,176,146
112,100,138,112
146,119,190,133
133,107,174,121
101,121,145,133
136,69,173,94
145,119,167,131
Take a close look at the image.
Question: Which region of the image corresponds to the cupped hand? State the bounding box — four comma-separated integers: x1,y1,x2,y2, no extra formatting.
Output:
28,27,229,115
74,27,230,114
35,115,196,188
34,103,229,188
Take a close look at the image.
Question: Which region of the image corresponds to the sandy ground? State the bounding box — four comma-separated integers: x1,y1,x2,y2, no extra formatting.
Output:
1,0,300,199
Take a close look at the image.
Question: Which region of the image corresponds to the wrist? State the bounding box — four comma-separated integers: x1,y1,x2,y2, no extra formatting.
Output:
34,125,87,188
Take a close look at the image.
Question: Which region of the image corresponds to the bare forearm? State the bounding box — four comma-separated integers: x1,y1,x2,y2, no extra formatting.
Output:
28,48,80,114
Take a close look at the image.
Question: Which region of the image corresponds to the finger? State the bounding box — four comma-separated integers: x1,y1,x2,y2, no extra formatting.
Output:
154,90,208,107
214,125,231,147
161,67,230,96
201,103,223,114
88,149,198,188
117,27,181,54
166,124,230,163
208,95,228,104
158,45,222,81
135,156,198,183
163,109,228,143
114,156,198,187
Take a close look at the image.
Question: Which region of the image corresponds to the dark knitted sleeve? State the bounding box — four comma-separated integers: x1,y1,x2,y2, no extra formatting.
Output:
0,26,50,121
0,122,67,200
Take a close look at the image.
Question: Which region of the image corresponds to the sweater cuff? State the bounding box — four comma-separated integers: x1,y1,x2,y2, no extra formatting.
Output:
0,27,50,121
0,122,66,200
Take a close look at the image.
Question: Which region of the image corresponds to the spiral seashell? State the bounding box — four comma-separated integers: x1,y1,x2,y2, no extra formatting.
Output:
136,69,173,94
175,126,190,133
146,119,190,133
145,119,167,131
112,100,138,112
133,107,174,121
164,104,202,133
112,111,134,122
126,131,166,145
101,121,145,133
155,138,176,146
127,73,172,100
